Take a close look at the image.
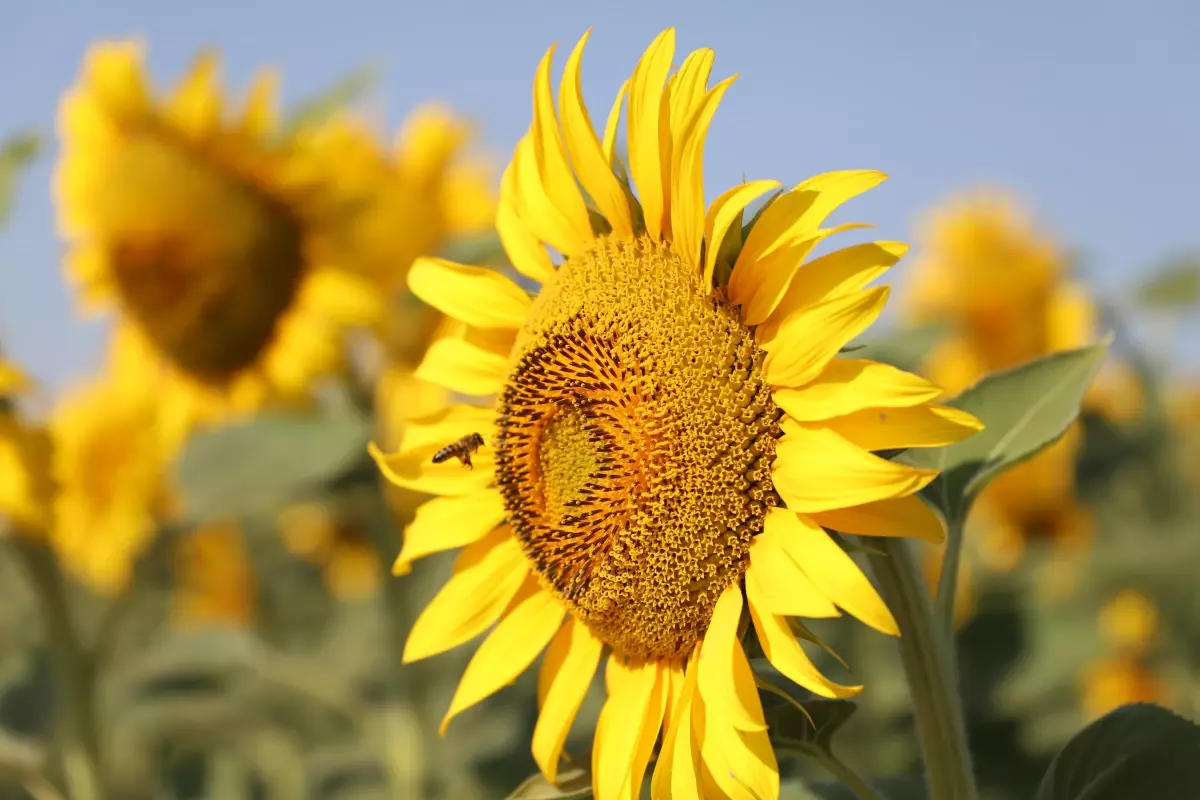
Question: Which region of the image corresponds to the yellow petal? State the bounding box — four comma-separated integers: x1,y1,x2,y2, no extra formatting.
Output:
762,287,890,389
398,404,495,452
408,258,530,330
369,440,494,497
626,662,669,798
823,405,984,451
772,358,944,422
396,490,507,571
787,170,888,236
746,524,841,618
170,51,222,137
694,645,778,800
561,30,633,238
531,43,593,249
594,656,660,800
766,241,907,327
651,658,702,800
440,582,565,734
498,164,556,284
810,494,945,542
702,179,781,288
602,79,630,166
698,585,767,732
1047,281,1097,351
511,134,587,258
746,561,862,698
533,616,604,782
670,75,735,270
731,222,871,327
239,69,278,138
767,509,898,635
414,336,508,397
402,527,529,663
773,425,936,512
626,29,675,241
85,41,149,118
0,361,31,395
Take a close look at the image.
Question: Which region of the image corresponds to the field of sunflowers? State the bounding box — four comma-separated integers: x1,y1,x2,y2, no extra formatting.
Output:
0,13,1198,800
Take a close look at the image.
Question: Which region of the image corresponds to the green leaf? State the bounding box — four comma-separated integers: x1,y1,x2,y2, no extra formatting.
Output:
905,338,1110,523
278,64,381,138
439,230,511,269
1035,703,1200,800
505,767,593,799
174,411,371,523
754,663,858,758
1135,254,1200,310
852,323,948,374
0,131,42,228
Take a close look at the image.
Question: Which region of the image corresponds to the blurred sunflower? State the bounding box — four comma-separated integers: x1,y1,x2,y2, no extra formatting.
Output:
55,42,382,438
1080,590,1171,719
372,29,982,797
0,355,52,534
278,501,380,599
907,191,1099,572
49,367,179,595
173,520,256,627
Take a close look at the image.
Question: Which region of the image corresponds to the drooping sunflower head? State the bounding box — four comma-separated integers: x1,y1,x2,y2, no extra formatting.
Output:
56,42,382,434
373,28,982,797
49,371,178,595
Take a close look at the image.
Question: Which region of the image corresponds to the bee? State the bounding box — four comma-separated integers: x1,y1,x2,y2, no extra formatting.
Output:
432,432,486,470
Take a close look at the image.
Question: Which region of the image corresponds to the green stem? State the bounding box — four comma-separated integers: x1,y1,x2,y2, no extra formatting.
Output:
868,537,977,800
934,515,966,637
11,540,106,800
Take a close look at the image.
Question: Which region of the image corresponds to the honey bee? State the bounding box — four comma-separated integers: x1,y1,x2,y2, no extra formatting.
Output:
432,432,486,470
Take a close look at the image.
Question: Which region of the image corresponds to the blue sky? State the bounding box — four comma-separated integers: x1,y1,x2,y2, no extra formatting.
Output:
1,0,1197,390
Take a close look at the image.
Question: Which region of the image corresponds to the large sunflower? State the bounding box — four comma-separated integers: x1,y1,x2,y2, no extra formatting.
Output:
56,42,381,437
372,29,982,798
906,190,1096,571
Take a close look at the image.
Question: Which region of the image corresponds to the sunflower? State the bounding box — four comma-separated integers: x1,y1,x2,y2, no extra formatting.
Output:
0,356,52,534
1080,590,1171,720
56,42,382,438
173,521,256,626
49,370,178,595
371,29,982,798
278,501,381,599
906,190,1097,572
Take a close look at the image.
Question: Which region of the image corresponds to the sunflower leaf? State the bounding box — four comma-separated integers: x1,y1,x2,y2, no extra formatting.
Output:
174,411,372,524
439,230,511,269
1134,253,1200,310
0,130,42,228
1035,703,1200,800
904,337,1110,524
852,322,948,373
505,767,593,799
279,64,381,138
754,662,858,758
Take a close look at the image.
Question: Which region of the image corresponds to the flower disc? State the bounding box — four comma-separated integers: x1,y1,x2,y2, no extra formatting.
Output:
495,236,782,661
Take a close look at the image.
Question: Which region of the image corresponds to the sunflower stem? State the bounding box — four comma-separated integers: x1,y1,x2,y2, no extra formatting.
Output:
934,515,966,637
868,537,977,800
10,539,106,800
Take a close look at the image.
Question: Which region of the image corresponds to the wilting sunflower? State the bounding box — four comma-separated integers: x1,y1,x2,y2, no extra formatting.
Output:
371,29,982,798
906,190,1096,572
0,356,52,534
49,371,178,595
56,42,381,437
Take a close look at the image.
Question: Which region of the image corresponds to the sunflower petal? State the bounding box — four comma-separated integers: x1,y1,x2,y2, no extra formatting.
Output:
773,358,944,422
532,617,604,782
239,69,279,138
746,564,862,698
698,585,768,732
396,490,507,571
408,258,530,330
594,656,659,800
170,51,221,136
369,440,494,496
695,644,778,800
766,241,908,327
651,657,702,799
671,75,735,270
531,43,593,249
402,528,529,663
626,662,669,798
626,29,675,241
511,135,588,258
824,405,984,451
773,425,937,512
498,164,556,284
414,336,508,397
440,581,565,734
561,30,633,238
746,524,841,618
787,170,888,235
702,180,780,288
761,287,890,389
767,509,898,635
602,79,630,166
810,494,945,542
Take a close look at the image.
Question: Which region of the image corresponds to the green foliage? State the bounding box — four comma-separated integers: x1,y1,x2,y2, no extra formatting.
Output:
278,64,382,138
905,338,1111,524
174,411,372,524
0,131,42,228
1035,703,1200,800
1135,254,1200,310
439,230,511,269
853,323,948,374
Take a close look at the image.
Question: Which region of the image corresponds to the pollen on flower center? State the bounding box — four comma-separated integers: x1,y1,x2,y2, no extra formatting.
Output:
494,236,782,661
93,134,305,383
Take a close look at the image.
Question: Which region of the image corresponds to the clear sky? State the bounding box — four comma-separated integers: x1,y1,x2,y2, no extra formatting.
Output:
1,0,1197,390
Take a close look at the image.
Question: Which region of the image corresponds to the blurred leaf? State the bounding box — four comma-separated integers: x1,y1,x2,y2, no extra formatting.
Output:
505,767,592,799
279,64,381,137
439,230,511,269
1135,255,1200,310
1035,703,1200,800
0,131,42,228
754,662,857,758
853,323,948,373
175,411,371,523
904,339,1110,523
